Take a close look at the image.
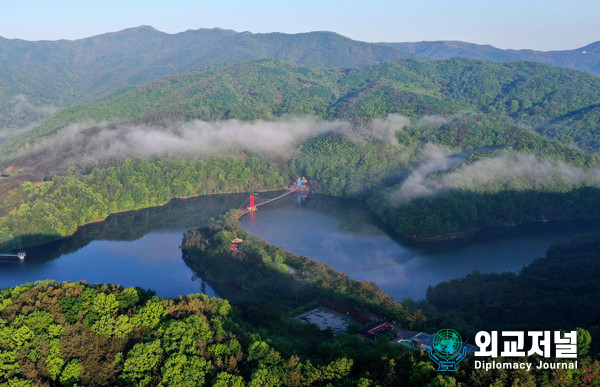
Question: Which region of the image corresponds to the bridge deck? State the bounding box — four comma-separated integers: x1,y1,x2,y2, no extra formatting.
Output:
253,188,298,208
240,187,307,217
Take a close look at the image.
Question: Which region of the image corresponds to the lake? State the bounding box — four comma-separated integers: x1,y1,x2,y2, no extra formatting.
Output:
0,194,249,298
240,194,600,300
2,192,599,300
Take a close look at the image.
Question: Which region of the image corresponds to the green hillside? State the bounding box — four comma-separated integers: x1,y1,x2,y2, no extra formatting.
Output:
382,39,600,77
4,58,600,157
2,58,600,247
0,281,363,386
423,232,600,335
1,220,599,386
3,26,600,387
3,26,600,134
0,156,286,249
0,27,409,131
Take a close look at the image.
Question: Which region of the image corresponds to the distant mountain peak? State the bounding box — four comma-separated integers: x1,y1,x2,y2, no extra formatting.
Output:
209,27,238,33
579,41,600,54
133,25,159,31
379,40,600,76
116,25,162,34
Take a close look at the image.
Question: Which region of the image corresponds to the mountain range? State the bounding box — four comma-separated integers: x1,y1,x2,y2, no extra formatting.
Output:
0,26,407,130
380,40,600,76
1,26,598,132
4,57,599,161
0,25,600,266
2,25,600,387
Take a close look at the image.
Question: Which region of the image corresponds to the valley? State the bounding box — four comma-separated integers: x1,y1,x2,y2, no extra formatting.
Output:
1,23,600,386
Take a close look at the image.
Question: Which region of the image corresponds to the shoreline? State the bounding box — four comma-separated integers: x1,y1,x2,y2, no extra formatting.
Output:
4,187,600,252
0,187,285,251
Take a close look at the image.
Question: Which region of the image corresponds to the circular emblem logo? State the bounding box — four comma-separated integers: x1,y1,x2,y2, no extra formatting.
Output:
432,329,463,358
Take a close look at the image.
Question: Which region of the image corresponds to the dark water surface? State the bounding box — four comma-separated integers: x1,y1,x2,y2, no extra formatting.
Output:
2,193,599,300
240,194,600,300
0,194,248,298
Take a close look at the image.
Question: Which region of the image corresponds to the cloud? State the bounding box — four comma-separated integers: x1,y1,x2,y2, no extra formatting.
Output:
0,96,58,146
13,114,419,172
13,117,345,170
0,129,18,145
365,114,411,145
416,115,454,127
12,94,57,117
438,153,600,190
390,149,600,202
338,114,411,145
388,143,463,201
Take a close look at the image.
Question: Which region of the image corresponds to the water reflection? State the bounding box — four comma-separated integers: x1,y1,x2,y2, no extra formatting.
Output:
240,194,600,300
3,191,599,302
0,194,248,298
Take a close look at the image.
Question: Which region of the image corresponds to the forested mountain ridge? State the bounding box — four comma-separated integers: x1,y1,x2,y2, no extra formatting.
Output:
2,57,600,247
422,232,600,335
0,156,287,249
0,26,409,131
2,25,599,134
380,39,600,77
3,25,600,387
0,280,363,385
4,57,600,157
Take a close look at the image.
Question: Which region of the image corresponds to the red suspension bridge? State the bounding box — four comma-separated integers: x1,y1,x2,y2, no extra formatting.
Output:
240,177,310,214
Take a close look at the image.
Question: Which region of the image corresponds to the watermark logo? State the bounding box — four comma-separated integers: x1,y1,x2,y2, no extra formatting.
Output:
474,330,579,371
428,329,467,371
426,329,578,372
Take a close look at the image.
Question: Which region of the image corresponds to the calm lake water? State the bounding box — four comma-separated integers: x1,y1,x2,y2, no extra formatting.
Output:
0,194,248,298
240,194,600,300
2,193,599,300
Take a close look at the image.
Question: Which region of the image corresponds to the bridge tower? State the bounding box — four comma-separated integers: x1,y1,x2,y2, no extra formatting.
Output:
248,195,257,212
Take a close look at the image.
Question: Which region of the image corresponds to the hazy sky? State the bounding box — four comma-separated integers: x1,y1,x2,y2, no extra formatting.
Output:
1,0,598,50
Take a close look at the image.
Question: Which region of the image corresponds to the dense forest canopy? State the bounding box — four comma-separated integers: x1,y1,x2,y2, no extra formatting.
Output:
4,58,600,155
1,57,600,247
416,232,600,337
2,215,599,386
0,281,363,386
1,26,599,132
1,27,600,386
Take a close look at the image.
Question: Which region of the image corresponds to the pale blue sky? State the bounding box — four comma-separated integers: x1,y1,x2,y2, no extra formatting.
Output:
1,0,598,50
